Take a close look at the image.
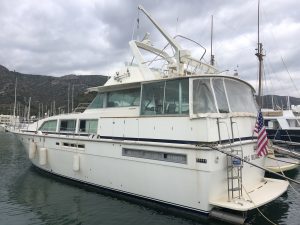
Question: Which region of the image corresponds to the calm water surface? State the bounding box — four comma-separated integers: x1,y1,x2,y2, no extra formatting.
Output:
0,132,299,225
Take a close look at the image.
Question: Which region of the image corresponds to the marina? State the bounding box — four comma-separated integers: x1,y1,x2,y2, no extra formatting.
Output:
4,4,299,224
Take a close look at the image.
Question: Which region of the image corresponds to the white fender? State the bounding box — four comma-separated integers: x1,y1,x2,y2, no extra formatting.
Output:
73,155,80,172
29,142,37,159
39,147,47,165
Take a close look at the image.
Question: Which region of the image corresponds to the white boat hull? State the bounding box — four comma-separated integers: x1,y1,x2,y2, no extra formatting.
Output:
15,132,289,214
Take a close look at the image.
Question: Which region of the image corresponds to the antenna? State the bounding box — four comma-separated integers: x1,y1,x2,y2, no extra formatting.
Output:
210,15,215,66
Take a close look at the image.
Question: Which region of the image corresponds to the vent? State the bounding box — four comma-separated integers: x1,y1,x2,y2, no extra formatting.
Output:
122,148,187,164
196,158,207,163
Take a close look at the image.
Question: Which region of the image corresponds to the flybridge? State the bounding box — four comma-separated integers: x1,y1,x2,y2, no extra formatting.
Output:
90,5,220,89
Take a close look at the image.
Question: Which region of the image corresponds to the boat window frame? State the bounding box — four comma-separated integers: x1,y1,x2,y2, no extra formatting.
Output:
78,119,98,134
59,119,77,133
106,87,141,108
140,78,190,116
190,78,219,116
38,119,58,132
190,76,257,118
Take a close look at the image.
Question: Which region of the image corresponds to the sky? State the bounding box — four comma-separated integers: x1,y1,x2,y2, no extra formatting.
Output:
0,0,299,96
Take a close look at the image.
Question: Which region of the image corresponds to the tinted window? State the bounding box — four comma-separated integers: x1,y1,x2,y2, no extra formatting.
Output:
107,88,140,107
141,79,189,115
79,119,98,133
88,93,105,109
39,120,57,132
60,120,76,132
164,80,180,114
141,81,165,115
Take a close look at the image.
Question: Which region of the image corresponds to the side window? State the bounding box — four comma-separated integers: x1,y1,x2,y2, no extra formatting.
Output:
79,119,98,133
180,79,189,114
39,120,57,132
225,79,257,113
193,79,217,114
60,120,76,132
213,78,229,113
141,79,189,115
141,82,165,115
107,88,140,107
164,80,179,114
88,93,105,109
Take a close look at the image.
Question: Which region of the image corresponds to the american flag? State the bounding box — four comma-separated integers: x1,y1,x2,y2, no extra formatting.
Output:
254,111,268,157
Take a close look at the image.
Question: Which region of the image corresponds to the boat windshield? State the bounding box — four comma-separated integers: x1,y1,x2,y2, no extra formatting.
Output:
192,77,257,115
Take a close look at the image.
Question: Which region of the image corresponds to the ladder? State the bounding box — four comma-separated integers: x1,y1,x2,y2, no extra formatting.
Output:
227,148,243,201
216,118,244,201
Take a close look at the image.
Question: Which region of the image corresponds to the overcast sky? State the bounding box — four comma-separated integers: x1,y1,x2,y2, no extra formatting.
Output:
0,0,299,96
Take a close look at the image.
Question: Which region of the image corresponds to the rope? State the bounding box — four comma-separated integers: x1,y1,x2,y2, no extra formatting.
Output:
280,57,300,96
242,183,277,225
203,145,300,185
230,168,278,225
274,157,300,196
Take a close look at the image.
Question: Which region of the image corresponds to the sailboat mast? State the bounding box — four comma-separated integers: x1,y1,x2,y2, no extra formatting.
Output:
210,15,215,66
13,77,17,119
256,0,264,108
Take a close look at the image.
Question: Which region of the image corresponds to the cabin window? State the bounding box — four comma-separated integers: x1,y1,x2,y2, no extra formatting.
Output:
212,78,230,113
88,93,105,109
107,88,140,107
181,79,189,114
141,81,165,115
60,119,76,132
164,80,180,114
193,79,217,113
79,119,98,133
287,119,300,127
225,79,257,113
141,79,189,115
39,120,57,132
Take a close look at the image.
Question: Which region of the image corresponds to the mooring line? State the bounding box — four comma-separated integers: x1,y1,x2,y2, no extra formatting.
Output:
203,145,300,185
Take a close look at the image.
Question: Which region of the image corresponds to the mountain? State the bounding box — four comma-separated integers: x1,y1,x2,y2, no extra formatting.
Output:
0,65,108,116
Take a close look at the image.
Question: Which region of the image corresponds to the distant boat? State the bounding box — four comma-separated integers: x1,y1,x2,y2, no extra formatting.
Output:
263,107,300,146
0,124,6,132
11,4,289,224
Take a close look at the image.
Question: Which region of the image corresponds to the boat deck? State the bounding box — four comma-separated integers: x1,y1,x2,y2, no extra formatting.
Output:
209,178,289,211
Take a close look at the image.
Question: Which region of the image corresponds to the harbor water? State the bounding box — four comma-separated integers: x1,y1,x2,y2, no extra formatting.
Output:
0,132,299,225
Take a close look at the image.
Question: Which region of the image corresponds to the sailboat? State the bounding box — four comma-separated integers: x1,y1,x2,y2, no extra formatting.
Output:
12,5,289,224
254,1,299,172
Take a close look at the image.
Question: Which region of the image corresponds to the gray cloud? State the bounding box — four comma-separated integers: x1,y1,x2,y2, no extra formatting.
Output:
0,0,299,96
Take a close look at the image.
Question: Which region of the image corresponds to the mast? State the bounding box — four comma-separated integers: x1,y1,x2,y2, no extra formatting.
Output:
210,15,215,66
71,84,74,112
67,83,70,113
255,0,265,108
27,97,31,122
13,77,17,127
